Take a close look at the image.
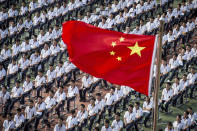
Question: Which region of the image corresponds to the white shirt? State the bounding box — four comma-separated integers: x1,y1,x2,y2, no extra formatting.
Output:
67,86,79,97
173,121,184,131
8,9,18,17
111,119,123,131
169,58,179,69
46,69,56,82
35,102,46,115
29,39,39,49
55,66,65,77
133,107,143,118
0,68,6,79
143,101,153,113
50,45,60,55
23,81,33,92
189,112,197,124
160,64,171,74
54,90,66,103
12,44,21,56
1,49,11,60
76,110,88,122
20,42,31,53
81,76,92,88
66,116,78,129
44,96,56,109
172,83,181,95
14,114,25,127
35,75,46,87
24,20,33,29
11,86,23,98
114,88,124,100
20,6,28,15
87,104,98,116
95,99,106,110
187,73,197,85
25,106,36,119
181,117,191,129
161,88,173,101
30,54,41,65
179,79,189,91
105,93,116,105
54,124,66,131
124,111,136,124
101,126,112,131
19,58,30,70
3,120,15,131
0,91,10,104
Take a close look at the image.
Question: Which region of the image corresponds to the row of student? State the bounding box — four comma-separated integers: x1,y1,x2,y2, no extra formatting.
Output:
0,0,95,23
164,107,196,131
160,67,197,113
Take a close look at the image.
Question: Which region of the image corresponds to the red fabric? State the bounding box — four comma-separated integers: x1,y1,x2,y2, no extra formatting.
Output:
62,21,156,96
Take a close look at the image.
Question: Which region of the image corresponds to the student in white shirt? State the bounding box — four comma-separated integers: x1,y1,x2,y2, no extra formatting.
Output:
8,5,18,18
101,119,112,131
160,59,171,86
87,98,98,130
44,90,56,110
182,111,191,131
25,100,36,120
187,107,197,129
1,45,11,61
169,54,179,81
179,74,189,104
55,86,66,118
0,63,6,82
160,82,173,112
20,2,28,16
77,104,88,131
11,39,21,58
54,117,66,131
67,80,79,112
14,108,25,127
173,115,184,131
41,43,51,62
111,112,123,131
124,104,135,130
105,88,116,117
35,70,46,97
0,86,10,105
171,77,181,106
66,109,78,130
29,35,39,50
143,97,153,127
133,101,143,130
20,38,31,53
50,40,60,65
3,114,15,131
187,68,197,98
18,54,30,80
30,50,41,77
95,93,106,124
164,122,174,131
34,96,46,130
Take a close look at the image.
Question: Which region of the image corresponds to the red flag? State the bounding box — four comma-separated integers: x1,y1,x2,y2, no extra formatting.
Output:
62,21,157,96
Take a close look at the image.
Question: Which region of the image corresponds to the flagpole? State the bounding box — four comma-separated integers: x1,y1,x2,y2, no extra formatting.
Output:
153,20,164,131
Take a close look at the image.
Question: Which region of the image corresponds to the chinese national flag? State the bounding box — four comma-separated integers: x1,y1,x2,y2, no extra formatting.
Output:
62,21,157,96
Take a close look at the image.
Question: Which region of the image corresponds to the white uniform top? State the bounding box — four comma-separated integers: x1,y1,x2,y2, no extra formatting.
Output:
172,83,181,95
124,111,136,123
54,124,66,131
46,69,56,82
1,49,11,60
76,110,88,122
187,73,197,84
35,102,46,115
7,63,18,74
23,81,33,92
105,93,116,105
14,114,25,127
54,90,66,103
25,106,36,119
3,120,15,131
87,104,98,116
11,86,23,98
101,126,112,131
173,121,184,131
67,86,79,97
66,116,78,129
133,107,143,118
35,75,46,87
181,117,191,129
44,96,56,109
0,91,10,104
0,68,6,79
161,88,173,101
95,99,106,110
111,119,123,131
143,101,153,113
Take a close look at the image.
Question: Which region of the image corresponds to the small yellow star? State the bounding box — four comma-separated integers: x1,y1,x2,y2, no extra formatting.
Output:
109,51,115,55
116,56,122,61
120,37,125,42
128,42,146,57
111,42,116,47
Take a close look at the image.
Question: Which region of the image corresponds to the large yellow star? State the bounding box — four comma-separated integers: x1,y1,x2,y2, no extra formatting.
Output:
109,51,115,55
111,42,116,47
116,56,122,61
128,42,146,57
120,37,125,42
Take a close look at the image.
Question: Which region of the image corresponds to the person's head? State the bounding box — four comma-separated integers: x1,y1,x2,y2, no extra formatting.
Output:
59,86,64,93
35,50,39,56
26,75,31,82
175,77,179,84
93,127,99,131
166,82,171,90
167,122,173,129
183,111,189,118
135,102,140,109
90,98,95,105
186,45,191,51
191,68,195,74
2,86,7,93
104,119,110,128
169,29,173,35
15,80,20,87
17,108,22,115
59,61,63,67
128,104,133,112
172,53,177,60
53,40,57,46
12,58,16,64
8,113,12,121
58,117,64,125
44,43,48,50
0,63,2,70
110,88,115,94
29,100,34,107
96,93,101,100
162,59,167,65
115,112,120,121
71,109,76,117
49,64,54,71
150,17,154,23
146,96,150,103
176,114,182,122
37,96,42,103
71,80,75,87
183,74,187,81
187,107,193,114
38,70,43,77
80,104,85,112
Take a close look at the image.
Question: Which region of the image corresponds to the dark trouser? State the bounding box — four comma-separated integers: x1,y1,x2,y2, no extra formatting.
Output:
34,113,44,129
160,73,169,87
6,73,17,87
169,68,178,81
114,100,121,113
67,96,75,112
67,127,75,131
88,115,96,131
143,112,152,127
97,108,105,123
55,100,65,118
79,87,89,101
89,80,101,93
135,117,143,131
21,91,31,104
3,99,11,117
45,80,54,93
125,122,134,131
189,84,195,98
172,94,180,106
20,68,28,80
9,97,20,112
78,119,87,131
36,86,44,97
161,99,171,112
106,105,113,117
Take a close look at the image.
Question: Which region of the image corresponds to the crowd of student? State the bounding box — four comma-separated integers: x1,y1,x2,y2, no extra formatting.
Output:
0,0,197,131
